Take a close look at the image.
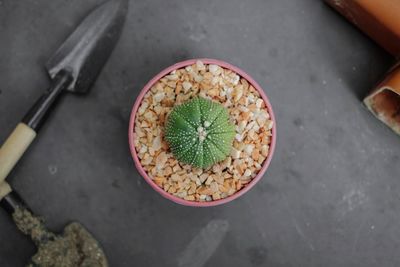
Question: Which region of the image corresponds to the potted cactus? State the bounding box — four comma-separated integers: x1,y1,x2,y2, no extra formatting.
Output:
129,59,276,206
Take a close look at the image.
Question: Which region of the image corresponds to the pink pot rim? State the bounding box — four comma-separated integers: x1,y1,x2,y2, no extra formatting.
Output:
128,58,277,207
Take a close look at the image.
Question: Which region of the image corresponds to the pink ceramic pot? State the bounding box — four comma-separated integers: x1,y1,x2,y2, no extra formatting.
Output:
129,59,276,207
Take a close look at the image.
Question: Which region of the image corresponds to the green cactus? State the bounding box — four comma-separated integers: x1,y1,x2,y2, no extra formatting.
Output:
165,97,236,169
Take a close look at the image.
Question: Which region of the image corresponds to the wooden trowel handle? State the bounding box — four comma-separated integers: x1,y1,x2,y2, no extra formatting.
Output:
0,187,28,213
0,181,12,200
0,123,37,186
0,70,71,190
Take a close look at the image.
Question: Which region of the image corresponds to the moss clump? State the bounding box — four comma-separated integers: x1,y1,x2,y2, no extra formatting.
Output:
12,208,108,267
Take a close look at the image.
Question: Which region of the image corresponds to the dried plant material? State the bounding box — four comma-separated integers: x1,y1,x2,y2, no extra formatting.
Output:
13,208,108,267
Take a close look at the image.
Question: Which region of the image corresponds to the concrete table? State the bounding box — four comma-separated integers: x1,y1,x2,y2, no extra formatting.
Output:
0,1,399,266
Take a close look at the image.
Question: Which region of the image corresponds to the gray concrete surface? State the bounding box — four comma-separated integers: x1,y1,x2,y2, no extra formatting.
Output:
0,0,399,266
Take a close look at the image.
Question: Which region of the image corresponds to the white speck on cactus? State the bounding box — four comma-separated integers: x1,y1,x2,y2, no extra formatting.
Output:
197,126,207,142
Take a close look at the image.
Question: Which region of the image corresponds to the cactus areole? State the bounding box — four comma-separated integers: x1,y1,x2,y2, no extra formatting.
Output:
165,97,235,169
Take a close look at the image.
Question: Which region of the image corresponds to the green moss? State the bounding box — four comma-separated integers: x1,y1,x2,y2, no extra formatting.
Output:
12,208,108,267
165,97,235,168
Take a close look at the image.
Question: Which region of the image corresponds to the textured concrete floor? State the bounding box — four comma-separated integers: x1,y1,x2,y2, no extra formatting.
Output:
0,0,399,266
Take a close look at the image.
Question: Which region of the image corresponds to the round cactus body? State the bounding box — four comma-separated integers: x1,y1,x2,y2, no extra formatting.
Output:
165,97,235,169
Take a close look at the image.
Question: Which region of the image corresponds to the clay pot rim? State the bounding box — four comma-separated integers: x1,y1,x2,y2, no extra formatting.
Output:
128,58,277,207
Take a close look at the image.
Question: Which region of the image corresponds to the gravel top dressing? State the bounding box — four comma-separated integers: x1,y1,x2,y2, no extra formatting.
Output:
134,60,273,202
12,208,108,267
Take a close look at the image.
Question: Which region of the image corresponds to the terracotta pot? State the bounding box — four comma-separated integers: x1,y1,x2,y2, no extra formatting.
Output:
325,0,400,135
325,0,400,57
364,64,400,135
128,59,277,206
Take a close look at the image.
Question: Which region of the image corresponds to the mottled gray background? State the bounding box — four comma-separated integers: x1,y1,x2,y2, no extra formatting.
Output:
0,0,399,266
